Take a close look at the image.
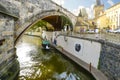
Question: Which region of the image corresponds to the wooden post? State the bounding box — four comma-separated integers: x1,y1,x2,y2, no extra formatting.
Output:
89,62,92,72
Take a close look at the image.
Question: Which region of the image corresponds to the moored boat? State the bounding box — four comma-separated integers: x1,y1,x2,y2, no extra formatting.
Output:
42,40,50,49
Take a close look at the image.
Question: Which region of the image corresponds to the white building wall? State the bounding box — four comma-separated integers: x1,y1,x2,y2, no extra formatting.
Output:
56,36,101,68
105,3,120,30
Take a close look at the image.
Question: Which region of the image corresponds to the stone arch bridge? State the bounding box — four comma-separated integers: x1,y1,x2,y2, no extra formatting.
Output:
0,0,76,79
0,0,77,43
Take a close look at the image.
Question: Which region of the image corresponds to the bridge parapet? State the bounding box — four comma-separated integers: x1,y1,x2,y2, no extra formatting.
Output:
15,0,77,25
0,0,77,25
0,0,19,18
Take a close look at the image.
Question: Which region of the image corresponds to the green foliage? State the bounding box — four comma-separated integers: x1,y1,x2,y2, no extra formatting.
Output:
60,16,72,27
28,20,48,31
27,16,72,32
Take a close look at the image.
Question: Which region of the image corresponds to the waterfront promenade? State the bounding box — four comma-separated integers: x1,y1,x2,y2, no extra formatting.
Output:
67,32,120,45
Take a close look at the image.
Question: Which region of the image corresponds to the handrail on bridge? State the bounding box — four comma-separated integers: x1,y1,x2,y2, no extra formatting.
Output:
50,0,77,17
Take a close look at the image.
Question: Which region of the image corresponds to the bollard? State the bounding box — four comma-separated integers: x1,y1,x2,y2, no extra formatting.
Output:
89,62,92,72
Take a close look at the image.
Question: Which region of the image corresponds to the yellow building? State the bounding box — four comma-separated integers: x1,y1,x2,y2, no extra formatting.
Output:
74,9,89,33
95,2,120,30
74,17,88,33
97,12,109,30
94,5,104,19
93,0,104,19
105,3,120,30
93,0,120,30
93,0,105,29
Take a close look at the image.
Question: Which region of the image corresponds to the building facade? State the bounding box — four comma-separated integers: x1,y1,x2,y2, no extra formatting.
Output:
105,3,120,30
94,0,120,30
93,0,104,19
97,12,109,30
94,5,104,19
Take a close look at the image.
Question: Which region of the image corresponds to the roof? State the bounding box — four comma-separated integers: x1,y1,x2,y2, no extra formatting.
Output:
107,2,120,10
75,17,88,26
75,21,88,26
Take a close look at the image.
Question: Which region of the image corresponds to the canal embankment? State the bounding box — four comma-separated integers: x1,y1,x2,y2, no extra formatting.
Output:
52,44,107,80
51,35,107,80
55,34,120,80
25,31,120,80
68,34,120,80
16,35,96,80
41,31,106,80
56,35,101,68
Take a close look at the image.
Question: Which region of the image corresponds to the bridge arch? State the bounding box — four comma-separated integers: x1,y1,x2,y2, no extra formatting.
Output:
0,1,77,79
15,10,73,44
0,0,77,44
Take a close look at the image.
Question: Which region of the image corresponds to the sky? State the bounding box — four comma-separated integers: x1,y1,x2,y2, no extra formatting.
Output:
52,0,120,19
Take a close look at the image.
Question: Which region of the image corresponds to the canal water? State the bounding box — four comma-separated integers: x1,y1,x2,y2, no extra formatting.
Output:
16,35,95,80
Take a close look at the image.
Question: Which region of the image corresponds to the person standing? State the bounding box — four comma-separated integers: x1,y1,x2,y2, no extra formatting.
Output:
54,38,57,46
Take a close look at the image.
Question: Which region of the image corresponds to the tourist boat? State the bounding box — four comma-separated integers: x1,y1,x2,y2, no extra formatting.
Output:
42,40,50,50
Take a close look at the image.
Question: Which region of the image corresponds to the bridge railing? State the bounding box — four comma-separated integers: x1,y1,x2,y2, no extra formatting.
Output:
49,0,77,25
50,0,76,17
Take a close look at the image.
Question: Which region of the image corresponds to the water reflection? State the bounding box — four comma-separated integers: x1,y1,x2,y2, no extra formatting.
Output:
16,35,95,80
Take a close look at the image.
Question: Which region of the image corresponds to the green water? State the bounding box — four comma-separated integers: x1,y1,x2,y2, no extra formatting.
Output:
16,35,95,80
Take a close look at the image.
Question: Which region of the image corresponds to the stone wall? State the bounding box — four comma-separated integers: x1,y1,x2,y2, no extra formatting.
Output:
0,13,15,62
56,35,101,68
56,34,120,80
99,41,120,80
0,0,19,17
0,13,19,80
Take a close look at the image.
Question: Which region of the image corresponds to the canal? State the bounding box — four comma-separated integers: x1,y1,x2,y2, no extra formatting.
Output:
16,35,95,80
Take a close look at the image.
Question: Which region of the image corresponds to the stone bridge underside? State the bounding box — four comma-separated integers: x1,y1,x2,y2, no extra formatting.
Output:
0,0,77,43
42,15,64,31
